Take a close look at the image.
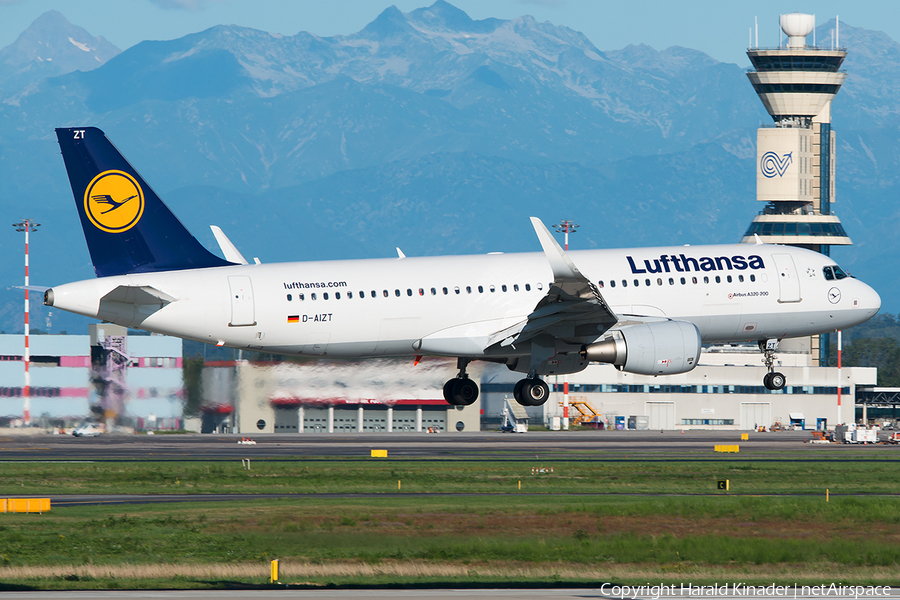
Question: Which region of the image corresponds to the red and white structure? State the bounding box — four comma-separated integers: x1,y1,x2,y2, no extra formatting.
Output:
12,219,39,425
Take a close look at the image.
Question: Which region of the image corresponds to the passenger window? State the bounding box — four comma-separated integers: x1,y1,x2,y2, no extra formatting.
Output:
597,281,604,289
668,278,674,285
502,284,507,292
335,292,341,300
454,287,460,294
466,286,472,294
418,288,424,296
299,293,305,301
726,275,732,283
348,291,354,299
526,283,532,291
634,279,639,287
406,289,412,297
537,283,543,291
738,275,744,283
750,274,755,282
703,276,709,284
478,285,484,293
513,284,519,292
489,285,495,293
431,288,437,295
287,294,292,301
645,279,650,286
657,278,662,286
383,290,388,298
610,280,616,288
680,277,686,285
395,289,401,297
370,291,376,298
692,277,697,284
311,293,317,300
622,280,627,288
715,276,721,283
323,292,329,300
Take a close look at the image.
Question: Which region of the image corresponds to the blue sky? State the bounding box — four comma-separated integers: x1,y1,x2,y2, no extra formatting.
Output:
2,0,899,67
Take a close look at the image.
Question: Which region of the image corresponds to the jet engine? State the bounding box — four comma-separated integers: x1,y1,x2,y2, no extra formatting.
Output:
581,320,701,376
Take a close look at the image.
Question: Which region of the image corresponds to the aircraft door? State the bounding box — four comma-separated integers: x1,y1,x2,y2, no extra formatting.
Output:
228,276,256,326
772,254,801,303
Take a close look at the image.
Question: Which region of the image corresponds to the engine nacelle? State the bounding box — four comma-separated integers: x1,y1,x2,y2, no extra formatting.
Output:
581,320,701,376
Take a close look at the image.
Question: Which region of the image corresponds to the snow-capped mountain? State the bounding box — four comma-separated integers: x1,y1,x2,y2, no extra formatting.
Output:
0,2,899,335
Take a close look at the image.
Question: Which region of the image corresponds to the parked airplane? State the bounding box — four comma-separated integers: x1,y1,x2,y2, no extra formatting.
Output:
46,127,881,406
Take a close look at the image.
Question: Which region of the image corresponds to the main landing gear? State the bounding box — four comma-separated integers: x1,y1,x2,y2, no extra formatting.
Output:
513,373,550,406
443,358,479,406
760,339,786,391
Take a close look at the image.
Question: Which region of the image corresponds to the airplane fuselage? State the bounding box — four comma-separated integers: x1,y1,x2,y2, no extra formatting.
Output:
47,242,880,365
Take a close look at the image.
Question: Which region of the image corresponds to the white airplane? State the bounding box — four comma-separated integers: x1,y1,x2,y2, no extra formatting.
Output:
46,127,881,406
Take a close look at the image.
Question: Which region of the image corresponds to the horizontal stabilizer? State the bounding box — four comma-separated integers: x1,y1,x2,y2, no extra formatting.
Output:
12,285,51,293
101,285,177,306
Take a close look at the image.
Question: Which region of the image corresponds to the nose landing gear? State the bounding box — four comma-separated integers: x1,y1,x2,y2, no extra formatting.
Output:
760,339,786,391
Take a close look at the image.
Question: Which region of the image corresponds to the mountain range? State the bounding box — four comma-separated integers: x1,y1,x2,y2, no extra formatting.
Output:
0,2,898,335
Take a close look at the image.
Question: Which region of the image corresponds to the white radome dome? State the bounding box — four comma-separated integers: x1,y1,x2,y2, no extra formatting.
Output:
781,13,815,48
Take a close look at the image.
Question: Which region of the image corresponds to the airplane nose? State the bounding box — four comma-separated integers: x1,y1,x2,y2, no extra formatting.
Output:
858,282,881,316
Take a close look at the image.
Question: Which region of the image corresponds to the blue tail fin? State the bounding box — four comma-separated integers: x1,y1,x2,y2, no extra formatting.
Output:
55,127,234,277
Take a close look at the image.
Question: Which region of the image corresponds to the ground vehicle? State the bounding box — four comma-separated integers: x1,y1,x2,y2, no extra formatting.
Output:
72,423,102,437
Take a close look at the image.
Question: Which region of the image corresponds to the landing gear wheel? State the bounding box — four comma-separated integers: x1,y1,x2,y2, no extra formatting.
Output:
447,378,479,406
513,379,526,404
517,378,549,406
769,372,786,390
763,372,786,391
443,379,455,403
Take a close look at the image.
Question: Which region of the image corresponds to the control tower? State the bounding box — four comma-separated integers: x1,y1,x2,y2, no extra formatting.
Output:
741,13,851,254
741,13,850,366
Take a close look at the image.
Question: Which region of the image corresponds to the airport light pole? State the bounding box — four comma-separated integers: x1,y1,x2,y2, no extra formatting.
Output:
552,220,579,430
552,220,578,251
13,219,39,426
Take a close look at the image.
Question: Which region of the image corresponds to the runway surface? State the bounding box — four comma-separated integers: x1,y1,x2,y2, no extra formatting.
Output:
2,430,897,462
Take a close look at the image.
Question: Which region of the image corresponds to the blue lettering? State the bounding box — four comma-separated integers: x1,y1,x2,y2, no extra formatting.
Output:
628,254,765,273
627,256,646,274
680,254,700,272
645,259,662,273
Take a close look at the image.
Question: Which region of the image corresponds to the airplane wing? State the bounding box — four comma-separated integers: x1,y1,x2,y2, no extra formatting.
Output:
486,218,618,349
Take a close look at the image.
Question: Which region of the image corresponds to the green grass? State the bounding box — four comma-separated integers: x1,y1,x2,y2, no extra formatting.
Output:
1,496,899,566
1,459,899,496
1,460,899,589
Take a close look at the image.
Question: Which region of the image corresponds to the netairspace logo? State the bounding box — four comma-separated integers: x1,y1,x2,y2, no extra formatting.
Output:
597,583,892,599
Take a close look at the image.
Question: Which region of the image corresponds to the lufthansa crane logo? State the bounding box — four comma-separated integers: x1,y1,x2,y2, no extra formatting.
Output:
83,170,144,233
760,151,793,178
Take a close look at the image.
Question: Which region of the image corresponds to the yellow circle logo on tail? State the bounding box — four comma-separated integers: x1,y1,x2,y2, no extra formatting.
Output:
84,170,145,233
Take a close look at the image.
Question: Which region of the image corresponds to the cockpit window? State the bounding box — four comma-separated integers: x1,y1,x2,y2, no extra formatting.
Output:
824,265,849,280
